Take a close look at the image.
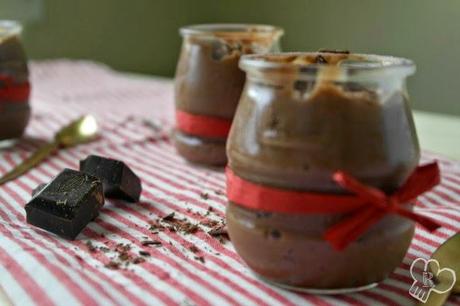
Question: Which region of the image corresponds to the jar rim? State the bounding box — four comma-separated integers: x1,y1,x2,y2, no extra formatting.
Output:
0,20,22,39
179,23,284,38
240,52,415,75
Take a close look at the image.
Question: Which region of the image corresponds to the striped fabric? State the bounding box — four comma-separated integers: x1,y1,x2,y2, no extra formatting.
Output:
0,60,459,306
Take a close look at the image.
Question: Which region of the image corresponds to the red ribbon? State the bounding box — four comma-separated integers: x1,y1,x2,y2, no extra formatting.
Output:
176,110,232,138
0,75,30,102
226,162,442,250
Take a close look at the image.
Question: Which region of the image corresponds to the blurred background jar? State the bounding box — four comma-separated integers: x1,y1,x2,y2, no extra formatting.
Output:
173,24,283,166
226,52,419,292
0,20,30,144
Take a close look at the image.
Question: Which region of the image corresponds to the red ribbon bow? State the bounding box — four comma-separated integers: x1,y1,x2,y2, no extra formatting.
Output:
0,74,30,102
226,162,441,250
325,162,441,250
176,110,232,138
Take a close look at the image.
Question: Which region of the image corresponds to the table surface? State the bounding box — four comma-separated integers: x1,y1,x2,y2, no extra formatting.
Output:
0,60,459,306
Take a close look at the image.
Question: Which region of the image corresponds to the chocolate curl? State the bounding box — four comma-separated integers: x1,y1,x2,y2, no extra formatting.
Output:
0,75,30,102
175,110,232,138
325,162,442,250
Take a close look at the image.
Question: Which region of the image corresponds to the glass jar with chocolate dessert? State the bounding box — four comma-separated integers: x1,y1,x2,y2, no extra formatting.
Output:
226,51,422,292
0,20,31,143
174,24,283,166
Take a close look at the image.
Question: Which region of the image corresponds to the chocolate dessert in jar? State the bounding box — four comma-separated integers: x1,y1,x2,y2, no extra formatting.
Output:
174,24,283,166
226,51,441,292
0,20,31,144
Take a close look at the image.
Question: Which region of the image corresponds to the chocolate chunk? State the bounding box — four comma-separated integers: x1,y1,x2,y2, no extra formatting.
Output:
80,155,142,202
31,183,48,196
25,169,104,240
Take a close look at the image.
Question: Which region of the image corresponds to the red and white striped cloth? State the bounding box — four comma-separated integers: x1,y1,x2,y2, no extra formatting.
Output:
0,60,459,306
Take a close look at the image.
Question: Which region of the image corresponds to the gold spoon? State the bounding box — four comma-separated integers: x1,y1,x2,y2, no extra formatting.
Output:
0,115,98,185
417,233,460,306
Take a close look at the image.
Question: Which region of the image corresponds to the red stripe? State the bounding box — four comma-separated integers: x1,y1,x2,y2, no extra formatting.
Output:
0,246,55,306
176,110,232,138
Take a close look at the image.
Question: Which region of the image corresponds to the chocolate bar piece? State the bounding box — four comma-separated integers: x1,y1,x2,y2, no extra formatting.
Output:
80,155,142,202
31,183,48,196
25,169,104,240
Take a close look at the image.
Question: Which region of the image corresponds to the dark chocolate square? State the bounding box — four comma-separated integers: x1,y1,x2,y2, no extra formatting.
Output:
25,169,104,240
80,155,142,202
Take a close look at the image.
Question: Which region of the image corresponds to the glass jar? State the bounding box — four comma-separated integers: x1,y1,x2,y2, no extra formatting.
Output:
0,20,31,142
173,24,283,166
226,52,420,292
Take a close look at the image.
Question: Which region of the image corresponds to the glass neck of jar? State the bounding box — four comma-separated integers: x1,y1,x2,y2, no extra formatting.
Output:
0,21,22,41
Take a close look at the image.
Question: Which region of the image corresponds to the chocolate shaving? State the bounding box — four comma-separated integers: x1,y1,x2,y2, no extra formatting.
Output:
200,192,209,200
99,247,110,253
105,261,120,270
318,49,350,54
119,252,130,261
139,251,151,256
189,246,199,253
194,256,205,264
86,241,97,253
141,240,162,246
115,243,131,253
133,257,146,264
208,225,228,237
200,219,220,228
162,212,176,221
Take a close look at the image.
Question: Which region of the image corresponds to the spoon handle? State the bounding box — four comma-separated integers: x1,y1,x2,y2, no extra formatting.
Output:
0,141,59,185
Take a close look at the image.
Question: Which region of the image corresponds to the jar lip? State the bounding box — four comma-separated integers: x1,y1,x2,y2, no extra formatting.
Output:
180,23,284,38
240,52,415,75
0,20,22,38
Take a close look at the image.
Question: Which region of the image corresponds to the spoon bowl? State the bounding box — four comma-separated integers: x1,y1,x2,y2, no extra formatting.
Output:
55,115,98,147
431,233,460,292
0,115,99,185
419,233,460,306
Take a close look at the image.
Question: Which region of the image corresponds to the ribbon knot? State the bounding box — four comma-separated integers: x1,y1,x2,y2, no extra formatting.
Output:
325,162,442,250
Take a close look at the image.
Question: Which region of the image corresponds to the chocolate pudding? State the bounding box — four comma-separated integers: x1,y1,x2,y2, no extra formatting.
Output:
0,21,30,142
226,52,420,291
174,24,283,165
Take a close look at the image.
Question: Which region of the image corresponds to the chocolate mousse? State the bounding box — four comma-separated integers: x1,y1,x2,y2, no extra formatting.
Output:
226,52,420,290
174,24,283,165
0,21,30,141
